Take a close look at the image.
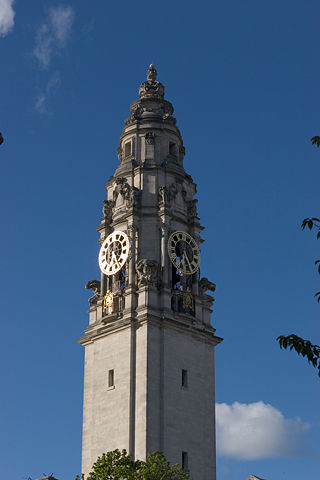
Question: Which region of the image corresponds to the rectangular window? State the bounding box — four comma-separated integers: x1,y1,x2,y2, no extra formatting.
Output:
181,369,188,388
169,141,176,155
108,369,114,387
124,142,131,157
182,451,188,470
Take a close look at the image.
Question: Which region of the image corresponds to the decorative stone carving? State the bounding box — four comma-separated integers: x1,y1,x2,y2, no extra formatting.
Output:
117,147,123,162
136,259,158,287
168,183,178,202
113,177,140,209
139,64,165,99
187,199,198,218
145,132,155,144
85,280,101,305
158,182,188,208
102,199,114,224
199,278,216,309
182,289,194,311
202,295,215,308
158,186,168,207
126,186,140,208
131,104,143,120
199,277,216,295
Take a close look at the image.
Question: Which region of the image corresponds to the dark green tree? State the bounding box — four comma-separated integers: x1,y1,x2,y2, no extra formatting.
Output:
77,450,189,480
277,138,320,377
139,451,190,480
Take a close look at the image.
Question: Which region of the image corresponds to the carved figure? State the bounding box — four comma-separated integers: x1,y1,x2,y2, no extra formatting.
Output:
85,280,101,294
136,259,158,287
168,183,178,203
199,277,216,295
158,186,168,206
127,186,140,208
85,280,101,306
187,199,198,218
139,64,165,99
147,64,157,82
113,177,131,203
117,147,123,162
102,199,114,224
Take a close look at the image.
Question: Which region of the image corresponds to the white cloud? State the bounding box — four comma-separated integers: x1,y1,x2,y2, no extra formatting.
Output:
216,401,311,460
34,72,61,114
50,5,74,44
33,4,74,67
0,0,15,37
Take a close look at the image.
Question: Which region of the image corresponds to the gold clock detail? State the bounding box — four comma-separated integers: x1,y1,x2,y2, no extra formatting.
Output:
168,231,200,275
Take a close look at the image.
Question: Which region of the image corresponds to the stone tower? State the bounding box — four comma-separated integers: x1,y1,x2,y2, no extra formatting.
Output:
78,65,222,479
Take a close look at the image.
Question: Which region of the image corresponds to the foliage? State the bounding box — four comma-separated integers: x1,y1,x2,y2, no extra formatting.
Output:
300,217,320,302
139,451,189,480
277,334,320,377
311,135,320,147
77,450,190,480
277,138,320,377
84,450,140,480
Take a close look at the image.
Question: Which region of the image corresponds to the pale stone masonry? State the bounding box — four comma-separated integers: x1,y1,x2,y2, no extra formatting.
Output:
78,65,223,479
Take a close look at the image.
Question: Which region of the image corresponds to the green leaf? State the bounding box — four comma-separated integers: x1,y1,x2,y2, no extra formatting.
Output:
311,135,320,146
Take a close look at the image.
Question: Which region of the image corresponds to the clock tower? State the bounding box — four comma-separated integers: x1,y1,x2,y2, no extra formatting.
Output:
78,65,222,480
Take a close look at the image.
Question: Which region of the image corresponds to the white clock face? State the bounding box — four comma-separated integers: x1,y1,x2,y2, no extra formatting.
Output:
168,231,200,275
98,231,129,276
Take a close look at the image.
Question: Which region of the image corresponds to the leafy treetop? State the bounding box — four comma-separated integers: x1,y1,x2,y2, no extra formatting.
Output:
76,450,190,480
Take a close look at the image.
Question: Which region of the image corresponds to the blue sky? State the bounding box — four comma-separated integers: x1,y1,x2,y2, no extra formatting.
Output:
0,1,319,479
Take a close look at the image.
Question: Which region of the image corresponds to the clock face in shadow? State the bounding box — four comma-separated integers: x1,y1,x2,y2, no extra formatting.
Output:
168,231,200,275
99,231,129,275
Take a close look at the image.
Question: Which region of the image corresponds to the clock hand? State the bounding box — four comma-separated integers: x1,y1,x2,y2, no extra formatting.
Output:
111,251,121,270
182,252,192,272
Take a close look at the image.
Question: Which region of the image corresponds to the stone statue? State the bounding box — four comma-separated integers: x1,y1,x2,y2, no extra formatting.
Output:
199,278,216,309
199,277,216,295
136,259,158,287
126,186,140,208
117,147,123,162
138,64,165,99
85,280,101,294
187,199,198,218
158,186,168,206
85,280,101,306
147,64,157,82
102,199,114,224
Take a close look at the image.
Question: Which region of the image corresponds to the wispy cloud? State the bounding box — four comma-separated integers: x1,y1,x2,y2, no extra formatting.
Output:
216,401,311,460
0,0,15,37
34,72,61,114
33,5,74,67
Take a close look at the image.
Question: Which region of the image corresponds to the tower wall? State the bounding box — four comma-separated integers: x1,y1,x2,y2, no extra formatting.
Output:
80,65,222,480
81,326,132,475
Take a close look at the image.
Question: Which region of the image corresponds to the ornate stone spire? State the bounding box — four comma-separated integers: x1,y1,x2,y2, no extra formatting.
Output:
138,63,165,99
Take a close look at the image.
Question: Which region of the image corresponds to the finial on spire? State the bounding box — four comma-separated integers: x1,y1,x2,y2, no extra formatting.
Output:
147,64,157,82
138,64,164,99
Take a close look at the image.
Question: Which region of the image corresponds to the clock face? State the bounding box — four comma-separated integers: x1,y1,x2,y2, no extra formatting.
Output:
168,231,200,275
98,231,129,276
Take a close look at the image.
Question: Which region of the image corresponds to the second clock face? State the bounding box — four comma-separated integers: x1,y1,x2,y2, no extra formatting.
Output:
98,230,129,276
168,231,200,275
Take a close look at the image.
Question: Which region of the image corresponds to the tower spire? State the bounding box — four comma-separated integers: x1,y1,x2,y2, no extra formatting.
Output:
79,66,222,480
